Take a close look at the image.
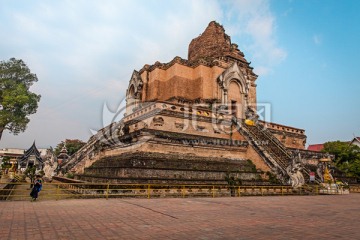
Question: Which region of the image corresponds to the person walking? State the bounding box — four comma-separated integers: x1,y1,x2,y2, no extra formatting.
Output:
30,175,43,201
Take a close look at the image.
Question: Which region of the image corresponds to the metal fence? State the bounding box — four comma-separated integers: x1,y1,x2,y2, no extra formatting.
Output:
0,181,334,201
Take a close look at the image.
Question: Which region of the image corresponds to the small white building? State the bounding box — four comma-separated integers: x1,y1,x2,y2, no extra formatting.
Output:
350,137,360,148
0,148,24,169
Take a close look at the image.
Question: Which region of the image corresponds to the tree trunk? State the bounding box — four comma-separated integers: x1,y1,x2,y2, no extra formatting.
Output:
0,127,4,142
30,177,34,189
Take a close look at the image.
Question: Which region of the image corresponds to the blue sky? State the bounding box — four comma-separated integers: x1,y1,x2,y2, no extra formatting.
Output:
0,0,359,149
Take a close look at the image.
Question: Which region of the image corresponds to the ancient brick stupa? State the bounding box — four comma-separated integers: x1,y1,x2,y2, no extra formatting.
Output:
62,21,325,186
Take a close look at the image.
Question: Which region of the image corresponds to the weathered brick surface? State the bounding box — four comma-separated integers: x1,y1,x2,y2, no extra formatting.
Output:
79,152,261,185
1,195,359,239
137,21,257,104
188,21,246,63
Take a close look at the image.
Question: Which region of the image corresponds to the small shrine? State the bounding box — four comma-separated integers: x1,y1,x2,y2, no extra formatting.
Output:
18,142,44,171
317,156,349,194
57,142,70,165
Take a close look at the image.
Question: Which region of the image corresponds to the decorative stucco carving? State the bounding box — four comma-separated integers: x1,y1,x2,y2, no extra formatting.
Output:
286,152,305,188
196,125,207,132
126,70,143,100
175,122,185,129
152,117,164,127
217,62,249,95
216,63,250,119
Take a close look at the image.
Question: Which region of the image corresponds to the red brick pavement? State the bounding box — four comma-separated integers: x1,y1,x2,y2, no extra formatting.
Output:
0,194,359,240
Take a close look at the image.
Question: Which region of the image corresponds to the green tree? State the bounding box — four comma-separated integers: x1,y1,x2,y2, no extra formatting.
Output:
323,141,360,178
54,139,86,156
24,166,36,188
0,58,41,141
0,58,40,140
24,166,44,187
0,156,11,169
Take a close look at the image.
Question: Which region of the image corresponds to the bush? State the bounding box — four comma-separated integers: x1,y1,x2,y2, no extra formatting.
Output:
266,171,281,184
246,159,257,172
65,172,74,179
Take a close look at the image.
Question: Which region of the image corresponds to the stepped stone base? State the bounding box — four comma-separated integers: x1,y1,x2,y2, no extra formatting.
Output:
75,152,265,185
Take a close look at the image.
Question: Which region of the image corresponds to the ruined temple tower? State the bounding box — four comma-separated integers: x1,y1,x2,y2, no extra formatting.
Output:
126,21,258,120
63,21,321,185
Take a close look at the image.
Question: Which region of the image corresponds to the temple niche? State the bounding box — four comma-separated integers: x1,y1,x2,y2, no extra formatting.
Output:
125,70,143,115
62,21,327,186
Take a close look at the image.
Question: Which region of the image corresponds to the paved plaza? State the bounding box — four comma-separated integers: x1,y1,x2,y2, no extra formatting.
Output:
0,194,359,240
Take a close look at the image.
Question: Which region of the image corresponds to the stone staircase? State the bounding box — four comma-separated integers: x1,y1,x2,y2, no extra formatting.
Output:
232,118,319,185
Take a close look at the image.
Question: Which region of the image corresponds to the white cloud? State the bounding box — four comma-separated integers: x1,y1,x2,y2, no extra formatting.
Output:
222,0,287,76
0,0,285,148
282,8,293,17
313,34,322,45
254,66,271,76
